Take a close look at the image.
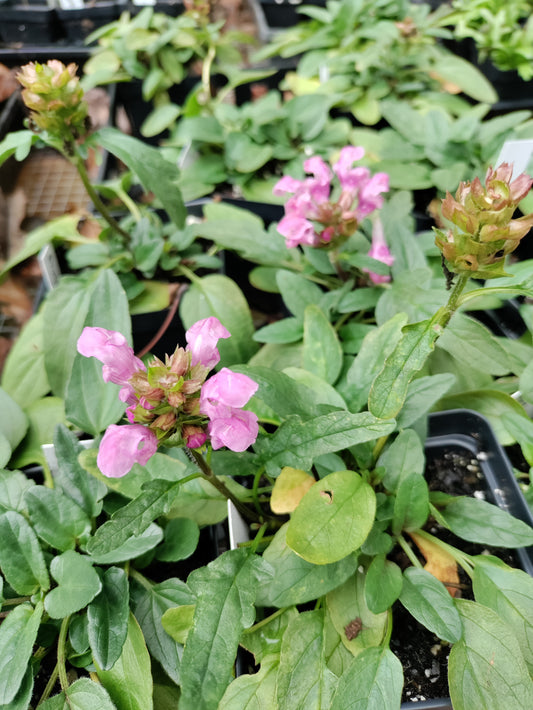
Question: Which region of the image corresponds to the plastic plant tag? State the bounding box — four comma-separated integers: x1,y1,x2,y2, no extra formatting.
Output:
496,140,533,179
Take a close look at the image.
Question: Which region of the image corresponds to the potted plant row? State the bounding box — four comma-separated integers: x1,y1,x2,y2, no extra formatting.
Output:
1,59,533,709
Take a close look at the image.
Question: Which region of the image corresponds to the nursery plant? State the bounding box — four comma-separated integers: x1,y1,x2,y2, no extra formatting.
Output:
82,2,268,138
0,60,222,316
441,0,533,80
2,104,533,710
251,0,498,125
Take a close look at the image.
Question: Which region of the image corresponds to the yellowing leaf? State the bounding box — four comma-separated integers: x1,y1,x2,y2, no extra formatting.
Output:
410,532,460,597
271,467,315,514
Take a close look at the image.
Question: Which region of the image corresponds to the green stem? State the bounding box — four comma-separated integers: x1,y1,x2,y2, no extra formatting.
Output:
412,529,475,576
190,450,263,524
201,45,216,103
1,595,31,606
438,273,470,328
243,607,287,634
72,154,132,243
128,567,153,591
57,615,71,693
382,608,393,648
397,535,423,569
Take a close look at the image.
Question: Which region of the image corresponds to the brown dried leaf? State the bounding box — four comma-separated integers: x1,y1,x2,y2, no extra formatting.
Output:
409,531,460,597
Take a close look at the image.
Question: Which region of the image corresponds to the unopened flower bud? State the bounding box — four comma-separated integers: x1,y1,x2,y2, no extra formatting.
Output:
167,347,189,376
151,411,177,432
17,61,89,143
435,163,533,279
183,425,207,449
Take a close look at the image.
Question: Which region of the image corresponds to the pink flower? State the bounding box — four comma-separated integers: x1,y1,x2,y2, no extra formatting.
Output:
97,424,158,478
333,146,366,189
199,368,259,451
207,408,259,452
273,145,389,249
77,327,145,404
185,317,230,370
365,218,394,284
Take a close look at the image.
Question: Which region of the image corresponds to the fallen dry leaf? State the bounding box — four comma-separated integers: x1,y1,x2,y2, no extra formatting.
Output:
409,531,461,597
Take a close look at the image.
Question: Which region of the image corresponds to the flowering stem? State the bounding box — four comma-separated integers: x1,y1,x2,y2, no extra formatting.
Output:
57,614,71,693
438,273,470,328
190,449,262,524
72,153,132,243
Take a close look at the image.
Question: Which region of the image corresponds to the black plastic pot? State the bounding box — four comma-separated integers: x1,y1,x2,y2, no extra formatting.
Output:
1,5,62,45
249,0,326,41
57,2,121,43
128,0,184,17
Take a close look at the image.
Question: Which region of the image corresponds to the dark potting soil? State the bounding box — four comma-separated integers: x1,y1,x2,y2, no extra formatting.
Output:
392,445,518,705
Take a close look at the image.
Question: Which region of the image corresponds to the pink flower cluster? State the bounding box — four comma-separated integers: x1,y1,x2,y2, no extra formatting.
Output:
273,146,390,249
77,317,259,478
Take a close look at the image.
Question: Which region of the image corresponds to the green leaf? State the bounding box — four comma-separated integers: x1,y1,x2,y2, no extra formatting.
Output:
344,313,407,413
277,271,324,318
331,646,403,710
0,388,27,467
39,677,117,710
0,665,33,710
45,550,102,618
179,549,266,710
179,274,259,366
392,473,429,535
399,568,462,643
161,604,195,645
0,469,35,515
141,103,181,137
155,517,200,562
286,470,376,565
25,486,91,551
437,313,512,376
130,577,194,685
195,202,290,266
230,365,326,419
87,523,163,565
501,411,533,466
449,599,533,709
86,479,181,557
95,613,153,710
219,657,278,710
0,601,43,705
0,312,49,407
326,569,388,655
377,429,425,492
473,555,533,672
53,425,106,519
276,610,336,709
9,397,65,470
42,276,92,399
432,53,498,103
0,511,49,594
302,305,343,384
88,567,130,671
396,373,456,429
256,523,358,607
364,555,403,614
98,126,185,228
0,215,79,279
255,411,395,476
368,314,445,420
283,367,347,411
65,269,132,436
253,317,304,344
439,497,533,548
